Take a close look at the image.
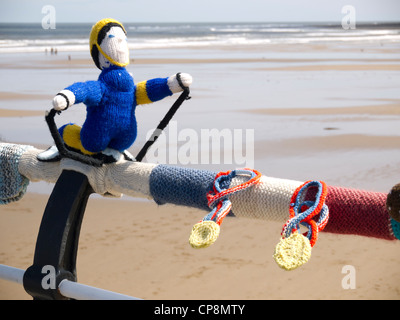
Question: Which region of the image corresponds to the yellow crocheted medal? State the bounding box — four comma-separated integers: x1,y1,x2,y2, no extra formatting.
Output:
273,233,312,271
189,221,220,249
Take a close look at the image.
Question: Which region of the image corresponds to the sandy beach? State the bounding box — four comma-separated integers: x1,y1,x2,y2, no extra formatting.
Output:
0,191,399,300
1,26,400,300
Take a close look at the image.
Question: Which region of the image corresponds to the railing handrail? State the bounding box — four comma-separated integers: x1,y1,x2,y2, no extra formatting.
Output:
0,264,140,300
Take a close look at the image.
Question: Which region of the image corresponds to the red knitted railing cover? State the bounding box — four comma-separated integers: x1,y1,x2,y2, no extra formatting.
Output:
315,186,395,240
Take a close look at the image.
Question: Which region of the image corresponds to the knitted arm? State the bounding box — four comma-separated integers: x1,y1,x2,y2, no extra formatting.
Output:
135,73,192,105
52,81,104,111
135,77,172,105
65,80,104,107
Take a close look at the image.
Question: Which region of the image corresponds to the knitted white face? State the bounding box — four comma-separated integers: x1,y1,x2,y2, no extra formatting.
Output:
99,26,129,68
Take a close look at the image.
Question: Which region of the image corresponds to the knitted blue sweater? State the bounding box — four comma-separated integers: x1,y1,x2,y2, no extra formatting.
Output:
64,65,173,153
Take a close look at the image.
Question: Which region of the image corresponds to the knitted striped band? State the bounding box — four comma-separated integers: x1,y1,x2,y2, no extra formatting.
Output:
176,73,186,91
56,92,70,110
189,168,262,248
148,164,399,241
2,143,398,241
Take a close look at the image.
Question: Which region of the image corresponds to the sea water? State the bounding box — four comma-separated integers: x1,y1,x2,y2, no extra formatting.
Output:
0,22,399,53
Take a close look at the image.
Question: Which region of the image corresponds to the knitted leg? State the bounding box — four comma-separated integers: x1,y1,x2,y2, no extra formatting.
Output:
59,124,95,155
80,121,111,154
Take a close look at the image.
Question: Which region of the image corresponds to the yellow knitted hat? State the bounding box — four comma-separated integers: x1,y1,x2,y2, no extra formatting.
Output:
89,18,129,69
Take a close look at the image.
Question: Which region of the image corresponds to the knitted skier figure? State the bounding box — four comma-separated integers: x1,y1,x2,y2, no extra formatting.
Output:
38,18,192,163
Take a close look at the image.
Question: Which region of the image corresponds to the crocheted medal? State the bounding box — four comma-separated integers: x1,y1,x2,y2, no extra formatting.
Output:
189,168,261,249
273,180,329,270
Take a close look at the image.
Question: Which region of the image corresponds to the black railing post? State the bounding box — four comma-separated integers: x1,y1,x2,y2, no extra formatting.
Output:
23,170,94,300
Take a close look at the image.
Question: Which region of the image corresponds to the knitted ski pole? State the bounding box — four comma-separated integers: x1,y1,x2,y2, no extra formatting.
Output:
45,108,104,167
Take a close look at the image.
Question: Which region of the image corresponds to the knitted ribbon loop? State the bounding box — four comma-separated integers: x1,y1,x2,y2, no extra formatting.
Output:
274,180,329,271
282,180,329,246
206,168,261,208
189,168,261,249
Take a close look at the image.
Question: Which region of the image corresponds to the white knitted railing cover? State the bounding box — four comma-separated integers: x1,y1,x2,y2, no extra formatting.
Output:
0,143,302,222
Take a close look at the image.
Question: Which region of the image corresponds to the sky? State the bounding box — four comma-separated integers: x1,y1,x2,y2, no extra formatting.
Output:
0,0,399,23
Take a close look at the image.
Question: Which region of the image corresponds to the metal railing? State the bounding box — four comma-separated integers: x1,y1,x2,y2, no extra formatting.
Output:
1,169,141,300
